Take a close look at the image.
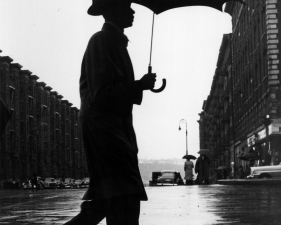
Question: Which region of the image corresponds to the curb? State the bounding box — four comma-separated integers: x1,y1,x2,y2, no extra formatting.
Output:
216,178,281,185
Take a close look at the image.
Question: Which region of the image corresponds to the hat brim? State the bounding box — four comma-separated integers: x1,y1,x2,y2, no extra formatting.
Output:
87,4,108,16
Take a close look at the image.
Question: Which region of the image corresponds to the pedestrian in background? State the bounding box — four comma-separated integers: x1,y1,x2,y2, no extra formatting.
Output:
31,173,38,191
273,151,280,165
230,162,235,179
64,0,156,224
237,165,244,179
184,158,194,185
244,165,251,178
249,159,255,167
195,154,210,185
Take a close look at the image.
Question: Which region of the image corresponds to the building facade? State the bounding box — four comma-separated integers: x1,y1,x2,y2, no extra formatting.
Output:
198,0,281,175
0,54,88,188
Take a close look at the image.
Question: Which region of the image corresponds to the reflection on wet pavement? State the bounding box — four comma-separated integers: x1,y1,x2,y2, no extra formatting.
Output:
0,185,280,224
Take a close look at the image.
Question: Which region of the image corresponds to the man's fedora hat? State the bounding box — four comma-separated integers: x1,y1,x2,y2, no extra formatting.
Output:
88,0,132,16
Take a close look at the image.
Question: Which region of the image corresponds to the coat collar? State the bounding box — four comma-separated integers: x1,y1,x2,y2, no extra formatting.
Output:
102,22,129,47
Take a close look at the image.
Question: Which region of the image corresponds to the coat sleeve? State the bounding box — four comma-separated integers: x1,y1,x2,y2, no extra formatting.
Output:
84,33,143,108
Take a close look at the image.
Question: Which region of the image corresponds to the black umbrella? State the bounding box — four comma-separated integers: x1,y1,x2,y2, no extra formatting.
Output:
133,0,245,15
132,0,245,93
217,166,227,170
238,156,250,161
238,152,259,161
183,155,197,160
0,99,11,136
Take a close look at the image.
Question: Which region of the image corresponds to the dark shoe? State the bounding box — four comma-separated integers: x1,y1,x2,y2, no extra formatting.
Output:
64,201,105,225
64,211,89,225
64,202,93,225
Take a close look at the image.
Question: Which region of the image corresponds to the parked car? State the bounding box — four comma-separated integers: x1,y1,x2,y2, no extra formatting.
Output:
54,178,65,189
247,165,281,179
149,172,162,186
44,177,57,189
23,179,33,190
74,179,82,188
62,178,76,189
37,177,45,189
70,179,79,189
157,170,179,185
57,178,71,189
80,177,90,188
23,177,45,190
175,172,185,185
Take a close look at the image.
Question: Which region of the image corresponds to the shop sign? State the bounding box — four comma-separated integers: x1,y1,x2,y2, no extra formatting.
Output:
269,124,281,134
247,128,266,147
247,135,256,147
258,129,266,140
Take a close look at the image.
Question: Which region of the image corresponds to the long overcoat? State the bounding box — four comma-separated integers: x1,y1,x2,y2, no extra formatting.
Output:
79,23,147,201
195,155,210,183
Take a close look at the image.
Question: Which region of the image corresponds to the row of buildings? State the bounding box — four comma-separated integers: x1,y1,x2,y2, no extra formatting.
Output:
198,0,281,175
0,53,88,187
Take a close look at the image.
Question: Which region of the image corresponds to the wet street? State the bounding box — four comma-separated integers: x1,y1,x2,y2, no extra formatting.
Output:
0,184,281,225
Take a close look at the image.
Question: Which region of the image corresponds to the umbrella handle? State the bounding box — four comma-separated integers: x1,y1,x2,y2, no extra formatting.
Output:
149,66,166,93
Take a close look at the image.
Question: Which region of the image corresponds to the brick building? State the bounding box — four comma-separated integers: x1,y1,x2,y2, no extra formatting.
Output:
198,0,281,175
0,54,88,188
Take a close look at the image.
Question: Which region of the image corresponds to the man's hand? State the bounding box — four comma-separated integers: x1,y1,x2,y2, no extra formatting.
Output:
140,73,156,90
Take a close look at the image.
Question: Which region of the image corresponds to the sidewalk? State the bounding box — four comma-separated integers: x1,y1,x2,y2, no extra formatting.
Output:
216,178,281,185
1,184,281,224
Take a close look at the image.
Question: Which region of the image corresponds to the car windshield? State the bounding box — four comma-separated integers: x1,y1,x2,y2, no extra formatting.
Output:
83,178,89,182
161,172,175,178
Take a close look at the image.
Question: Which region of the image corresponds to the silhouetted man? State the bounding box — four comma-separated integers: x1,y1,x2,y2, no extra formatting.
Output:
64,0,156,224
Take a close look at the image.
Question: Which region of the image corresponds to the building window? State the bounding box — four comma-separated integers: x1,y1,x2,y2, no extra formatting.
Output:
66,119,69,133
28,84,34,97
20,82,24,94
29,116,33,134
29,136,34,155
20,121,25,137
9,86,15,103
29,96,34,115
43,105,47,122
10,131,15,152
9,71,15,82
10,108,15,127
55,112,60,129
74,124,78,137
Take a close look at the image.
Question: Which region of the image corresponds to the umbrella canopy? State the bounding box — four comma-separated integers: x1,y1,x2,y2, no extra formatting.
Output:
0,99,11,136
133,0,245,15
183,155,197,160
238,152,259,161
238,156,250,161
217,166,227,170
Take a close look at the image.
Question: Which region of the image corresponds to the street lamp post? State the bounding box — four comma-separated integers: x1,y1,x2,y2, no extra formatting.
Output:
178,119,188,155
261,114,271,165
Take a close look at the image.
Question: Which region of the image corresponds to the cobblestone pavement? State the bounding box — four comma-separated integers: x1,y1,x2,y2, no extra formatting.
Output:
0,184,281,225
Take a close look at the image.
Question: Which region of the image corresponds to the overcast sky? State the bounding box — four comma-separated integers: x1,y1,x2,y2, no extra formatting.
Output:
0,0,233,160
